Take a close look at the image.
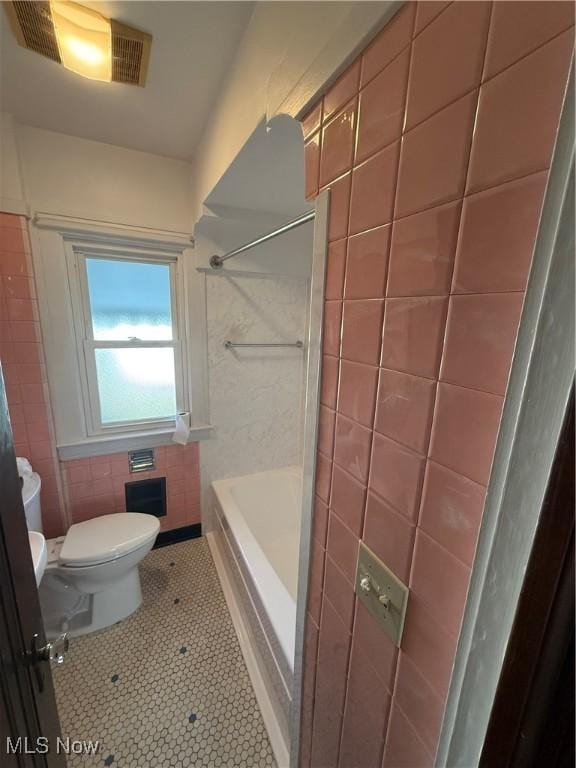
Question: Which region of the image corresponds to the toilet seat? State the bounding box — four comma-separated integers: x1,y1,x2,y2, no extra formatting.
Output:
59,513,160,568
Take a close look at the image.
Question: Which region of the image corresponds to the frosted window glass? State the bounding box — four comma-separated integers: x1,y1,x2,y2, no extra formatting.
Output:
95,348,176,423
86,258,173,340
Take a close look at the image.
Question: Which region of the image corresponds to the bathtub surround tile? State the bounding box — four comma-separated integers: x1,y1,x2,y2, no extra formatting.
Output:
322,300,342,356
304,132,321,200
308,539,326,626
317,596,352,710
381,296,448,379
326,172,352,242
324,557,356,630
337,360,378,428
453,172,547,294
333,414,372,485
356,49,410,163
467,30,574,193
414,1,450,35
347,638,393,723
369,433,425,523
430,383,503,486
327,511,359,584
394,653,445,755
354,599,397,691
363,492,415,583
341,299,384,366
315,451,333,503
339,694,386,768
411,529,471,638
361,3,415,87
324,60,361,120
318,405,336,457
344,225,390,300
311,673,344,768
320,354,339,409
52,538,275,768
375,368,436,455
325,239,347,300
483,1,575,80
313,496,329,548
301,103,322,139
387,200,461,297
349,142,400,235
441,293,524,396
406,1,490,130
320,101,357,186
395,92,477,218
382,702,434,768
419,460,486,567
330,464,367,536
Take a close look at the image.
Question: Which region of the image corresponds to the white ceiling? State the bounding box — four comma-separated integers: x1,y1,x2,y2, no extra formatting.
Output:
0,1,253,160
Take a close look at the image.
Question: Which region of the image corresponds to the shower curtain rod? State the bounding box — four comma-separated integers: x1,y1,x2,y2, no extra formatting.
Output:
209,209,315,269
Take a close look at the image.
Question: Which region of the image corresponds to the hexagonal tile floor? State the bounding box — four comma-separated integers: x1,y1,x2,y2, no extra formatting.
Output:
53,537,276,767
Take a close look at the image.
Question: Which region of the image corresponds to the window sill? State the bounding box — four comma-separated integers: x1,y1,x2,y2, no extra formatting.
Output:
57,425,213,461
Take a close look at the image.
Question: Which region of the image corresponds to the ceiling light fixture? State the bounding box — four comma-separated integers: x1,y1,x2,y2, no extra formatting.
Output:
49,1,111,82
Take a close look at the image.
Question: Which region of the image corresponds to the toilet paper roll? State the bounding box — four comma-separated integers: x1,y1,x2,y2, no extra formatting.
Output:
16,456,33,477
172,412,190,445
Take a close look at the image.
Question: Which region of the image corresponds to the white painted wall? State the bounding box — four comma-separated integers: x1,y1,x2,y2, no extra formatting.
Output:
200,263,309,528
18,125,193,233
0,112,27,214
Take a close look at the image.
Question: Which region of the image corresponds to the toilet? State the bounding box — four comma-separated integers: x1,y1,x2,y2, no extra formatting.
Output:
22,469,160,638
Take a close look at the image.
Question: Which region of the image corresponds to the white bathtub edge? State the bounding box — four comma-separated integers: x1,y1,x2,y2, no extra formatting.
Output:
206,531,290,768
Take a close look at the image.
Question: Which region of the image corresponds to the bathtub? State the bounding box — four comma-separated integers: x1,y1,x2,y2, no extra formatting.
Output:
209,466,302,752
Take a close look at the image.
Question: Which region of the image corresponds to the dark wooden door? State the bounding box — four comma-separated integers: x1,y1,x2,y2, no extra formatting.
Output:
0,363,65,767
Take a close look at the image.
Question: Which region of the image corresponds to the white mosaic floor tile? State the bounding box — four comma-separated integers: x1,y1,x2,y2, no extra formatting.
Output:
53,537,276,768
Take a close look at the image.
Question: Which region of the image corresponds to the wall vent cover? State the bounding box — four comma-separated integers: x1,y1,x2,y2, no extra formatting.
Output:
4,2,152,86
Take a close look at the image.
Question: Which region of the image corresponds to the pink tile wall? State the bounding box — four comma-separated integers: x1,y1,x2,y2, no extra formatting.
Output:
0,213,202,538
300,2,573,766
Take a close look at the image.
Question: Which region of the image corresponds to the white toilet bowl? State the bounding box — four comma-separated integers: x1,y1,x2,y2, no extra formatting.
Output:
20,468,160,638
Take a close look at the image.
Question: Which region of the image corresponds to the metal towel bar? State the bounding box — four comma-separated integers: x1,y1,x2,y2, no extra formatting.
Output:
224,340,304,349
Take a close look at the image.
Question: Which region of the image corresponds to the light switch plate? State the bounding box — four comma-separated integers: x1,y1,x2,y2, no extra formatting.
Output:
355,542,409,648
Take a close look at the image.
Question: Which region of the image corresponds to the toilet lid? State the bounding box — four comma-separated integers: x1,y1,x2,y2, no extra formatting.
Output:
59,513,160,566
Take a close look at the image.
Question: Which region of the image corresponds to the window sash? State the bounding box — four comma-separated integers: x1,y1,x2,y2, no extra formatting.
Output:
75,251,185,435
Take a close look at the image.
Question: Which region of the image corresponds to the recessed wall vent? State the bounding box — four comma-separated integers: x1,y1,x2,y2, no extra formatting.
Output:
129,448,155,473
4,2,152,86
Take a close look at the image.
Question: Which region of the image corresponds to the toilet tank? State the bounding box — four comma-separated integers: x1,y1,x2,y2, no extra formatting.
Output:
22,473,43,533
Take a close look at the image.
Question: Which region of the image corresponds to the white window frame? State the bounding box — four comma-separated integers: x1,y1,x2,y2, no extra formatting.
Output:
71,246,187,437
29,215,212,460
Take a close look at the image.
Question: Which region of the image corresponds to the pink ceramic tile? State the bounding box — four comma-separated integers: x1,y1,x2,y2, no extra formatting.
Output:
387,200,461,297
430,382,503,485
382,701,434,768
341,299,384,365
317,595,352,709
330,463,367,536
411,529,471,637
396,91,477,218
308,539,325,625
344,225,390,300
304,132,321,200
349,142,399,235
394,653,446,755
381,296,448,378
354,600,398,690
467,31,574,193
356,49,410,163
406,2,490,130
313,496,329,547
325,239,347,300
3,275,33,299
326,172,351,242
0,214,22,228
339,694,386,768
375,369,436,454
347,638,392,721
337,360,378,428
0,252,30,277
324,556,356,629
320,101,357,186
0,227,25,253
414,1,451,35
63,465,88,485
453,171,547,293
484,1,575,80
333,413,372,484
15,363,45,386
0,321,11,341
402,594,459,700
7,298,36,322
363,491,415,583
324,59,361,120
12,343,41,364
441,293,524,396
322,300,342,356
369,432,426,522
320,354,339,408
311,673,344,768
361,4,416,87
315,451,332,503
419,460,486,567
317,405,336,457
327,511,358,583
302,102,323,139
20,381,46,404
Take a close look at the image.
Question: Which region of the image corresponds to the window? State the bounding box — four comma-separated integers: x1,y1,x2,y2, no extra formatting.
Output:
77,253,184,433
